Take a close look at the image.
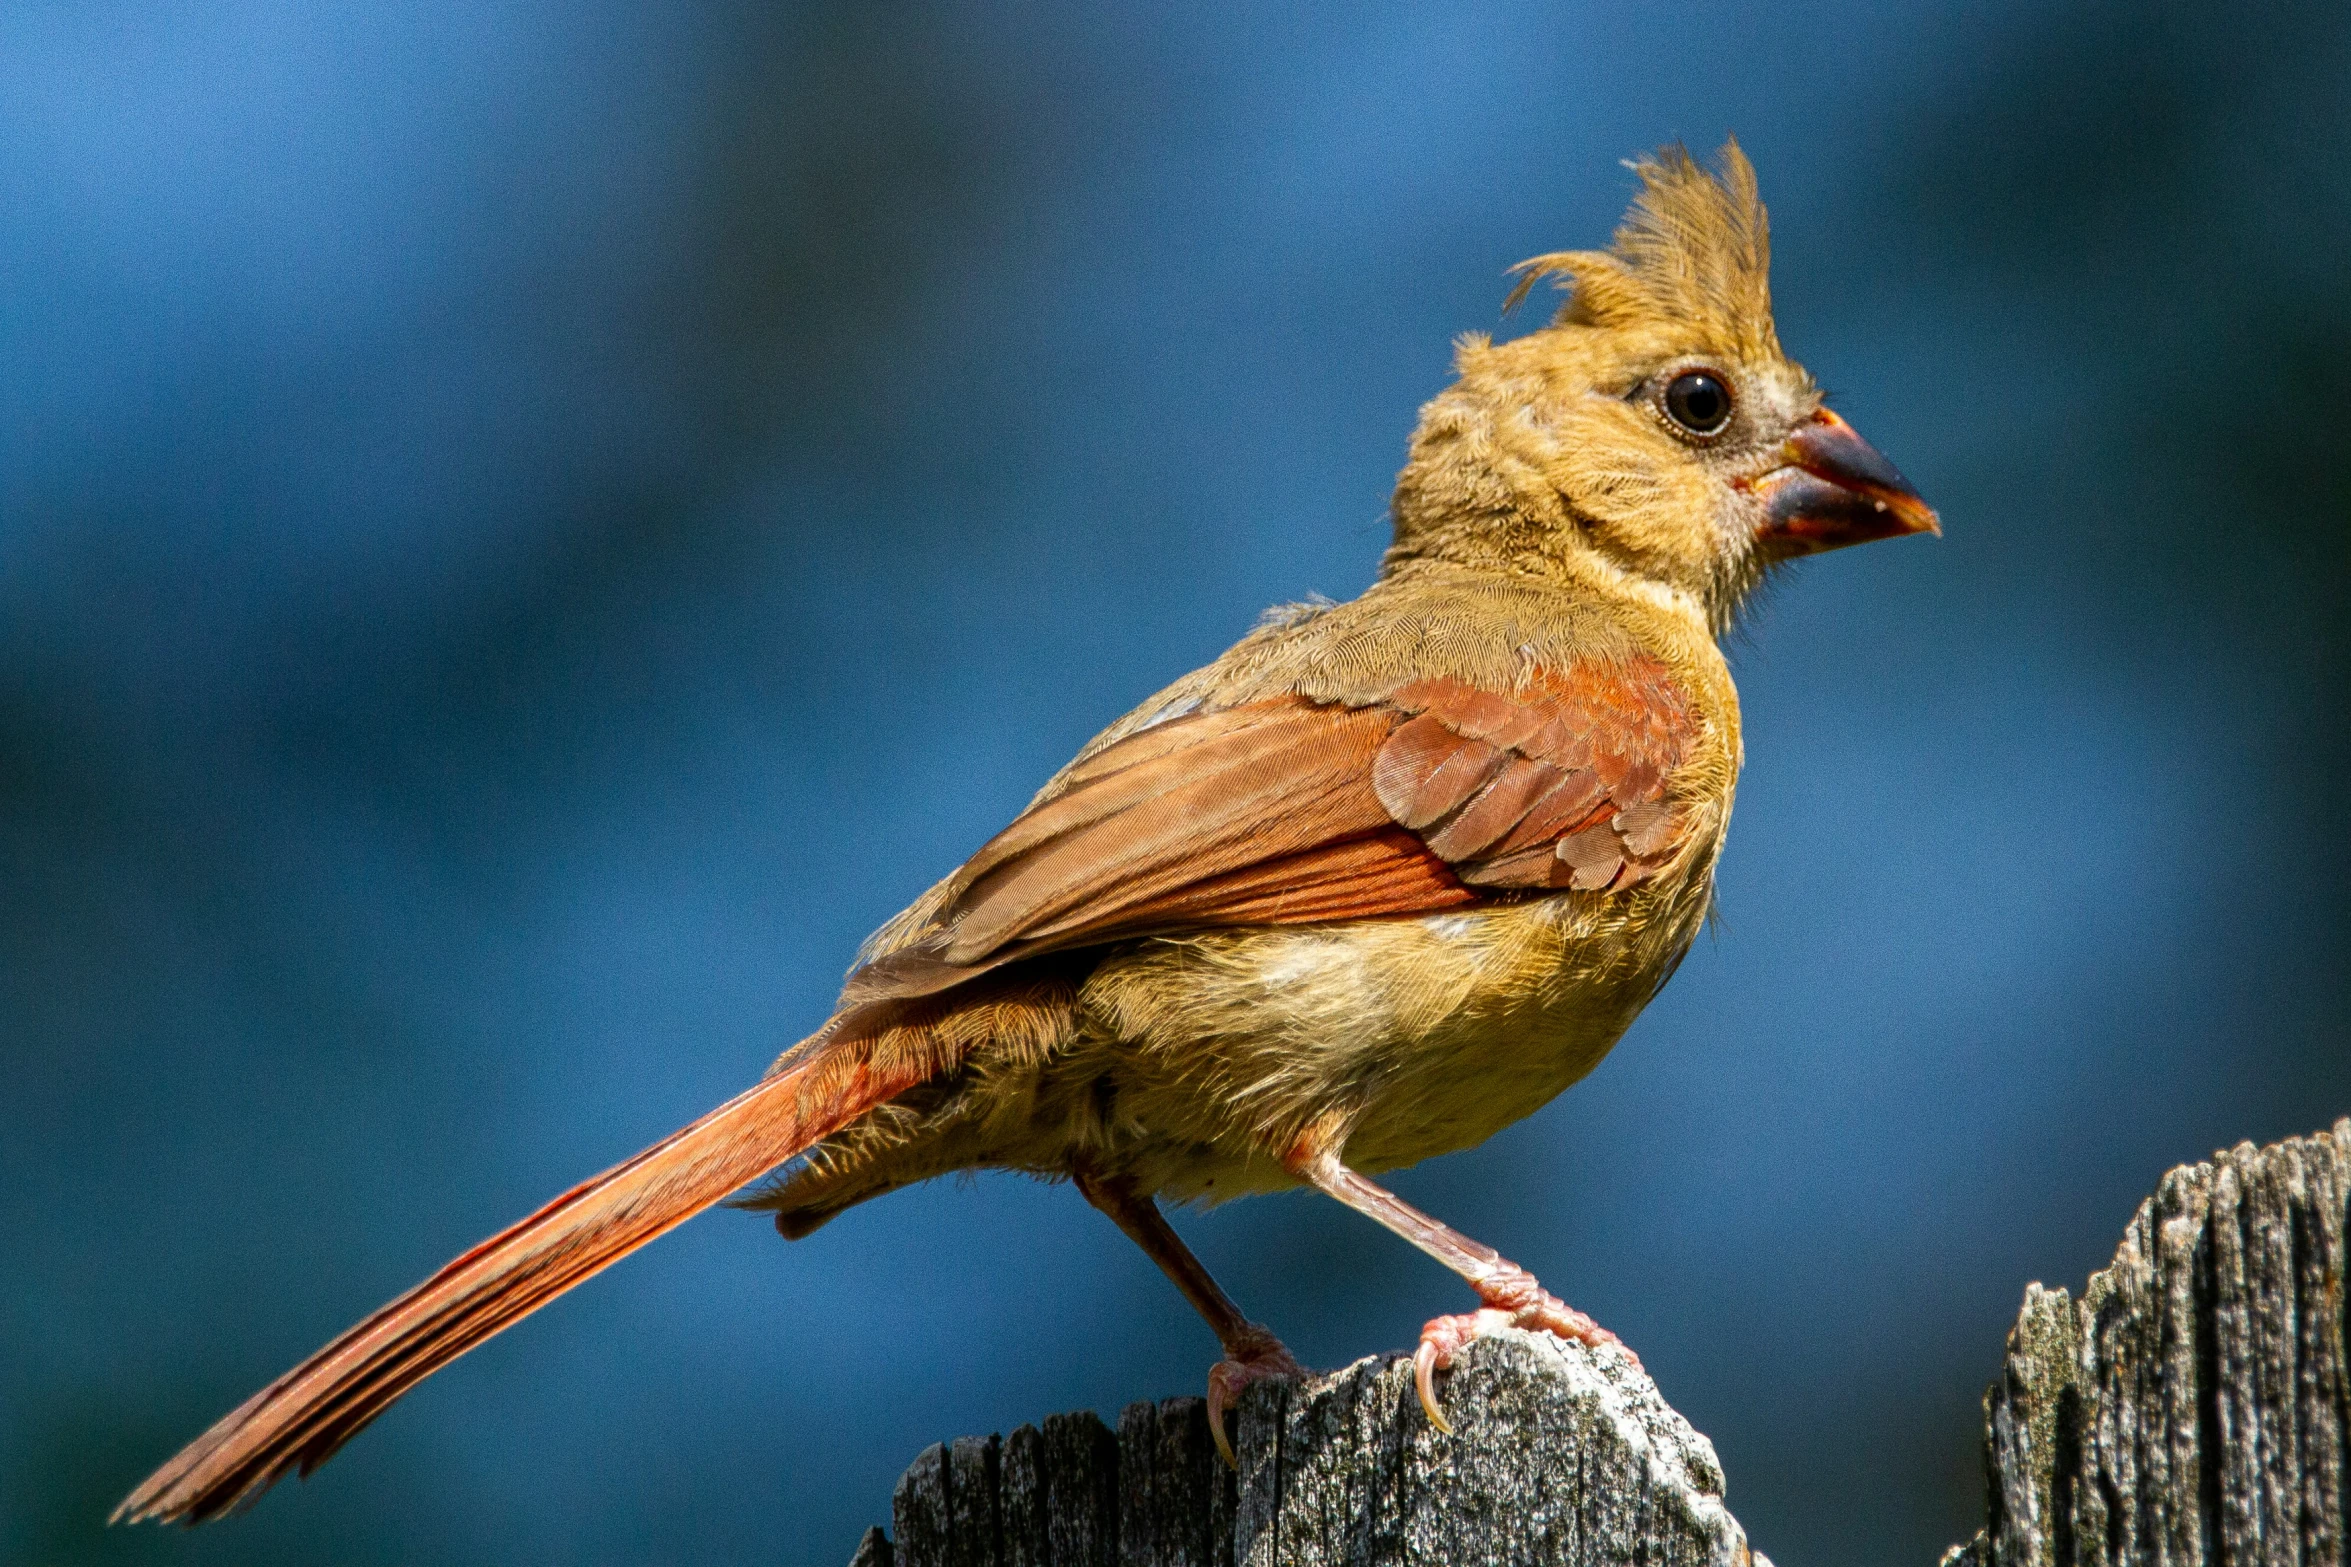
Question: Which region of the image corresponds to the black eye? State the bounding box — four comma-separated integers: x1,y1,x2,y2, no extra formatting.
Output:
1662,370,1733,436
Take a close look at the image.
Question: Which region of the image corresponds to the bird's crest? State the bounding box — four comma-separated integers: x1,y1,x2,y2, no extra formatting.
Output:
1505,140,1777,360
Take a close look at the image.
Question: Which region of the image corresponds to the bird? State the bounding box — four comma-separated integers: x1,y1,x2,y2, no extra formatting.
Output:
115,139,1936,1525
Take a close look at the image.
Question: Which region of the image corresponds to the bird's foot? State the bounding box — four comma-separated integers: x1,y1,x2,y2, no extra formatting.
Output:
1410,1265,1636,1434
1205,1323,1305,1468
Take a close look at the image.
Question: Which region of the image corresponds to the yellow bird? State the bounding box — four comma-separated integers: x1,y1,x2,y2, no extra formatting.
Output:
119,139,1936,1524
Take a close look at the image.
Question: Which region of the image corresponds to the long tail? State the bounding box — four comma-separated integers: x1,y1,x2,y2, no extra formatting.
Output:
115,1033,919,1525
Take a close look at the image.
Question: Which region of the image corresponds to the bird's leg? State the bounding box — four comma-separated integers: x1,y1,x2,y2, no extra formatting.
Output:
1286,1146,1631,1434
1071,1165,1303,1466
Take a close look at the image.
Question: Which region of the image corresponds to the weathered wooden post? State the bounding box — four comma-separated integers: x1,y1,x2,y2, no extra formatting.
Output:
1943,1119,2348,1567
846,1330,1760,1567
842,1120,2350,1566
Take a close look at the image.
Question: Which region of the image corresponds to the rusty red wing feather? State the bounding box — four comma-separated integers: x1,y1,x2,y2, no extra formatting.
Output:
940,700,1402,962
1488,768,1610,860
1371,714,1506,829
1376,657,1695,890
1075,827,1480,931
1388,676,1548,749
965,705,1301,878
853,656,1697,1009
1420,755,1564,861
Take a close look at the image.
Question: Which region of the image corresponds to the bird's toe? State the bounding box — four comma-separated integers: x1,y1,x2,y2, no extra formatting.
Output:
1205,1327,1305,1468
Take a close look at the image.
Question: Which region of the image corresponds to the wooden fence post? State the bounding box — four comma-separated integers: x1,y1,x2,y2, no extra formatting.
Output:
843,1119,2351,1567
1944,1118,2349,1567
847,1312,1760,1564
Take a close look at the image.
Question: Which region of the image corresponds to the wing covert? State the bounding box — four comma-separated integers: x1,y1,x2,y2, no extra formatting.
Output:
842,656,1697,1010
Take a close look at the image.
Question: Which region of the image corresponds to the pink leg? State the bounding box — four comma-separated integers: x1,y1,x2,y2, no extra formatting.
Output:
1071,1166,1303,1465
1287,1148,1634,1433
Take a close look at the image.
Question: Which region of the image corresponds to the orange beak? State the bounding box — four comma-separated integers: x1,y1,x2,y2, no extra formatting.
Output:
1746,408,1940,557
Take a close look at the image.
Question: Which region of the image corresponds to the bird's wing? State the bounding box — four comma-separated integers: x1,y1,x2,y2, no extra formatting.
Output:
843,656,1696,1008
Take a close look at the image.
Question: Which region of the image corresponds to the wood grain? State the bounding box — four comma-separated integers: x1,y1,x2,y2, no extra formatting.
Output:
1946,1119,2351,1567
847,1332,1760,1567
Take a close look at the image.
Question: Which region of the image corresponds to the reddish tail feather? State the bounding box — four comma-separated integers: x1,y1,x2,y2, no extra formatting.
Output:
116,1035,915,1525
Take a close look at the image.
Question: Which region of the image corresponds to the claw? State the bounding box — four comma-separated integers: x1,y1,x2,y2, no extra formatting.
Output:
1408,1270,1630,1436
1411,1337,1453,1434
1409,1306,1495,1433
1206,1365,1241,1468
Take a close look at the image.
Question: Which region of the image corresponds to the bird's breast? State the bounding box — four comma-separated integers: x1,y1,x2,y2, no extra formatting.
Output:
1072,869,1714,1201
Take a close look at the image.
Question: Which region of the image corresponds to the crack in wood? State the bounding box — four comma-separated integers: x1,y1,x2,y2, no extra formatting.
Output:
1947,1119,2350,1567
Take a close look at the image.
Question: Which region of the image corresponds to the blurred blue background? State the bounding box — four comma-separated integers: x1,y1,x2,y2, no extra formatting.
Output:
4,3,2347,1563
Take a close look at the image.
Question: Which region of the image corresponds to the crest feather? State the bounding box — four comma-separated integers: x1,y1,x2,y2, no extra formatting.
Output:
1507,139,1776,356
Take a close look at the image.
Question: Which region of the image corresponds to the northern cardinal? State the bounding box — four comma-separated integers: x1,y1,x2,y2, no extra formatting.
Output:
118,140,1935,1524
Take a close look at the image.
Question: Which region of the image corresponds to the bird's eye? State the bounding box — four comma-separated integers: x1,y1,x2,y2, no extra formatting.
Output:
1662,370,1733,437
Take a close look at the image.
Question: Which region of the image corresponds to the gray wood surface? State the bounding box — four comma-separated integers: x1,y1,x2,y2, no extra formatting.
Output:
844,1120,2350,1567
846,1329,1763,1567
1944,1118,2350,1567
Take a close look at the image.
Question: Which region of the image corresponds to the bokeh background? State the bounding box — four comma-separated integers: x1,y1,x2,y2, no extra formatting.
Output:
5,3,2348,1563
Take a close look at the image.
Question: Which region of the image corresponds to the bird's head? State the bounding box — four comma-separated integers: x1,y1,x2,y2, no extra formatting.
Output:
1387,140,1937,632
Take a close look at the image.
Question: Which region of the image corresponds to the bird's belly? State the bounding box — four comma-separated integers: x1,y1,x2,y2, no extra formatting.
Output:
1074,889,1699,1203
